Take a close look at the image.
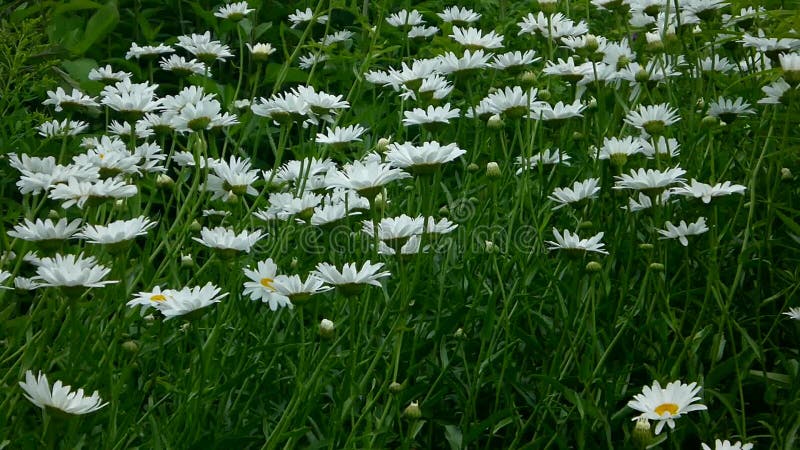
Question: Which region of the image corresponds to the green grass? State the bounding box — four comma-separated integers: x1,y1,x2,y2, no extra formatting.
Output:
1,0,800,449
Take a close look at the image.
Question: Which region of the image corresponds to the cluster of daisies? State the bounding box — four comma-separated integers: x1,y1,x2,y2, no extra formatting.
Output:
4,1,798,446
627,379,753,450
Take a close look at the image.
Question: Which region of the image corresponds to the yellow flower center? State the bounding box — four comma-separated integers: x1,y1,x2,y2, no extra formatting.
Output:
150,294,167,302
98,153,105,160
654,403,679,416
260,277,275,291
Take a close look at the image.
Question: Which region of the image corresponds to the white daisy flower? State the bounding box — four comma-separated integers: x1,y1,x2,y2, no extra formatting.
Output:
271,274,332,304
548,178,601,209
437,6,481,25
613,167,687,192
8,218,82,242
324,158,411,199
708,97,755,123
316,125,367,145
33,253,117,288
701,439,754,450
48,177,138,209
100,79,162,117
37,119,89,138
152,282,228,320
437,49,493,74
242,258,291,310
386,9,425,27
19,370,107,415
193,227,265,254
247,42,276,60
758,78,792,105
403,103,461,128
449,26,504,49
159,55,210,77
546,229,608,254
491,50,541,70
288,7,328,28
313,261,390,295
783,307,800,320
214,1,253,20
408,26,439,39
176,31,233,63
671,179,746,203
125,42,173,60
624,103,681,135
627,380,707,434
88,65,131,83
76,216,157,244
42,87,99,112
386,141,466,172
657,218,709,246
204,155,259,201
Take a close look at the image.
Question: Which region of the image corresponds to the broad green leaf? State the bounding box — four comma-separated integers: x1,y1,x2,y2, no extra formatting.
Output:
69,0,119,55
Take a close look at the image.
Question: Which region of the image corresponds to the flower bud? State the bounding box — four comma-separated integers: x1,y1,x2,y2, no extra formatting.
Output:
454,327,466,339
438,205,450,216
48,209,60,220
373,192,387,209
584,34,599,52
403,401,422,420
377,137,391,152
485,240,498,253
486,161,501,178
518,71,537,87
467,163,479,172
487,114,505,129
156,174,175,187
639,243,654,251
181,253,194,267
701,115,719,129
632,416,653,449
319,318,335,339
634,69,650,83
189,219,202,232
290,257,299,270
389,381,405,393
648,262,665,271
537,89,551,101
781,167,793,180
585,261,602,272
122,340,139,353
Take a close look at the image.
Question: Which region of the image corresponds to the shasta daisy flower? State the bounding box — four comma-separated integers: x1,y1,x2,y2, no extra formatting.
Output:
247,43,276,60
548,178,601,209
546,229,608,255
152,283,227,320
159,55,210,77
408,26,439,39
514,149,571,173
271,274,332,304
624,103,681,135
784,307,800,320
76,216,157,244
403,103,461,128
437,50,493,74
0,270,12,289
33,253,117,288
8,218,83,242
37,119,89,138
491,50,541,71
242,258,291,310
193,227,265,254
88,65,131,84
386,9,425,27
100,79,162,118
658,218,709,246
19,370,107,415
214,1,253,20
48,177,138,209
484,86,538,117
758,78,792,105
127,286,172,309
43,87,99,112
708,97,755,123
627,380,707,435
316,125,367,145
613,167,686,193
288,8,328,28
594,136,644,164
385,141,466,173
125,42,173,60
437,6,481,25
449,27,504,49
325,158,411,199
529,100,585,121
671,179,746,203
362,214,425,244
701,439,754,450
176,31,233,63
313,260,390,295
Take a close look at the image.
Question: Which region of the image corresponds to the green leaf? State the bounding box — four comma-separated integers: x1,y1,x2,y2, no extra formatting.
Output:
69,0,119,55
53,0,102,15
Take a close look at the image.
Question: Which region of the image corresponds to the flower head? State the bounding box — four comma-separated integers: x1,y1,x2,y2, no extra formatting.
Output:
627,380,707,434
657,218,709,246
19,370,107,415
546,229,608,255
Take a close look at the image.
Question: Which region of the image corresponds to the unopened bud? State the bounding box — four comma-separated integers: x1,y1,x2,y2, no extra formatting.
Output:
48,210,60,220
438,205,450,216
290,257,299,270
122,340,139,353
519,71,537,86
454,327,466,339
377,137,391,151
485,240,498,253
389,381,405,393
639,243,654,251
467,163,479,172
635,69,650,83
189,219,202,232
578,221,593,230
649,262,665,271
585,34,599,51
537,89,551,101
486,161,501,178
632,416,653,449
701,115,719,129
373,193,387,209
586,261,602,272
179,253,193,267
319,318,335,339
403,401,422,420
487,114,505,129
781,167,793,180
156,174,174,187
